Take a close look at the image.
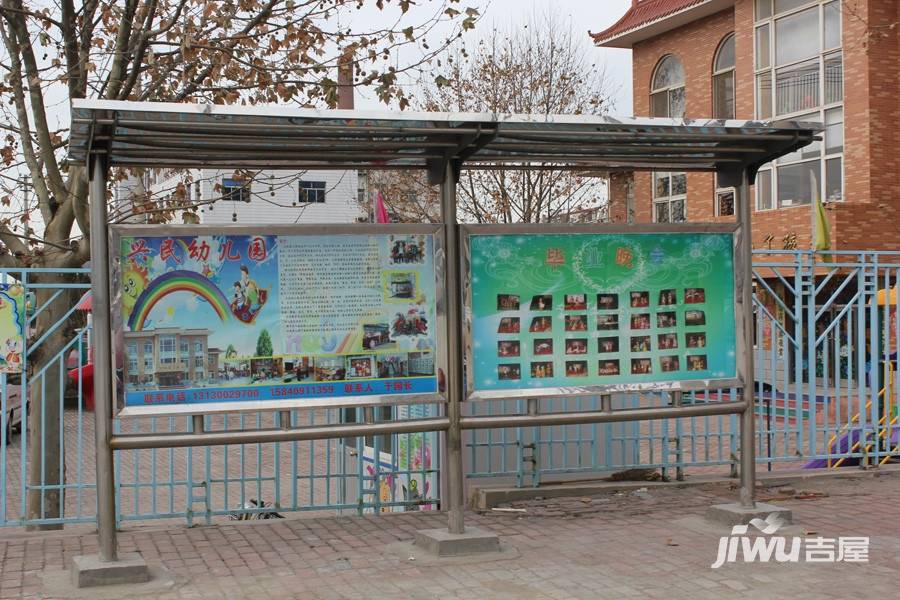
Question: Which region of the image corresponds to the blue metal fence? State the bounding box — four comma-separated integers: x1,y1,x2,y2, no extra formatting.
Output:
464,250,899,485
0,267,439,527
0,250,897,527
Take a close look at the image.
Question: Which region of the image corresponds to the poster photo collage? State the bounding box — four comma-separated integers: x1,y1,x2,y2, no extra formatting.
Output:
494,287,710,384
468,232,737,393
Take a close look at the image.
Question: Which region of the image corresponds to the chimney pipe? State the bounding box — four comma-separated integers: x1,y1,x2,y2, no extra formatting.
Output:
337,46,355,110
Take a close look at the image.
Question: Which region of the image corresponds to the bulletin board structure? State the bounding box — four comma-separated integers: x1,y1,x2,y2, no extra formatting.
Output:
67,98,820,563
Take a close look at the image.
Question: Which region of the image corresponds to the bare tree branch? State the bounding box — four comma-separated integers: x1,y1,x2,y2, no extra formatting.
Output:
2,0,69,204
0,15,54,223
100,0,139,99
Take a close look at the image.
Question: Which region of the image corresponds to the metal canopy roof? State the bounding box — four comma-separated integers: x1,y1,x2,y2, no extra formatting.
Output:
69,99,818,180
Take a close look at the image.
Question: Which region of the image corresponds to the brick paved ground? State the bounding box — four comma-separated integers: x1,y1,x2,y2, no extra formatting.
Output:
0,470,898,599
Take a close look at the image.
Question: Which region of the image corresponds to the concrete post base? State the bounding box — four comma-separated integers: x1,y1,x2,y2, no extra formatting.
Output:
414,527,501,557
706,502,793,528
70,553,151,588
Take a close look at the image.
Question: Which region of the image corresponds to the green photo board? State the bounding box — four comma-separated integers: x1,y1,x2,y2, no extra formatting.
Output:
468,231,738,396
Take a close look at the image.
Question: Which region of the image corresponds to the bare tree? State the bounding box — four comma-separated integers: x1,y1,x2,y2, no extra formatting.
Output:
841,0,899,50
0,0,479,525
361,169,441,222
362,12,614,224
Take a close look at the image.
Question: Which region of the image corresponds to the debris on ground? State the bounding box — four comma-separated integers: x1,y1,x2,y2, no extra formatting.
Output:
631,487,653,500
606,468,666,482
793,490,829,500
758,488,829,502
480,474,877,521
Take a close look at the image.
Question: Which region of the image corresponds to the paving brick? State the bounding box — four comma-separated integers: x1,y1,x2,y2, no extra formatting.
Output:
1,474,900,598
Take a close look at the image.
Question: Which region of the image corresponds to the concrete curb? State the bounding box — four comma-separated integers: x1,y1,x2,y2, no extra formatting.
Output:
469,463,900,510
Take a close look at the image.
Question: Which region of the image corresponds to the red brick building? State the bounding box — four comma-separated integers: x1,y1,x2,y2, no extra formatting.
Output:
593,0,898,252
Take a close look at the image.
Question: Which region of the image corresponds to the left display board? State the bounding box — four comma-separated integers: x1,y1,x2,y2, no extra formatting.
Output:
111,225,444,416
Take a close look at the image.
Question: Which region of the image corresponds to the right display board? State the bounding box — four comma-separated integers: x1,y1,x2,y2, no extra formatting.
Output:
465,227,740,399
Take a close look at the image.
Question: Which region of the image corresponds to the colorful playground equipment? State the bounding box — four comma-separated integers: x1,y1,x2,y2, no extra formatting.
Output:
807,284,898,469
67,291,95,411
817,363,896,468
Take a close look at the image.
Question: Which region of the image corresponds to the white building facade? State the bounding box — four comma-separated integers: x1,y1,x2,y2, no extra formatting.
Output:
140,168,364,225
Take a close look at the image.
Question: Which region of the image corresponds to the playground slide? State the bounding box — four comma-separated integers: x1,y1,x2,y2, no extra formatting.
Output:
804,427,900,469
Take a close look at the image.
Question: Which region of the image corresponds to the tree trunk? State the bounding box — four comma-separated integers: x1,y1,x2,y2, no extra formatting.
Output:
25,270,82,529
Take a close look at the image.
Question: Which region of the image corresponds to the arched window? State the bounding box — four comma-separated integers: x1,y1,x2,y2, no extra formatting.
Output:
713,34,736,119
650,55,685,118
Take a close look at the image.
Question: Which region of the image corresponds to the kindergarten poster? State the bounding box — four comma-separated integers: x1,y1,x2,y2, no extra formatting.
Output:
118,231,439,409
468,232,738,395
0,284,25,373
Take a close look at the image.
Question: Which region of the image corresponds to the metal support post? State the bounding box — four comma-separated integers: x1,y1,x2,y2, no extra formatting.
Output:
441,161,466,535
672,391,684,482
414,161,500,557
88,156,118,562
600,394,612,413
737,170,757,508
526,398,540,487
704,167,788,528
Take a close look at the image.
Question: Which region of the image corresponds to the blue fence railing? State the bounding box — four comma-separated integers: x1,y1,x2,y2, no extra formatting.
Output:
464,251,899,486
1,250,897,526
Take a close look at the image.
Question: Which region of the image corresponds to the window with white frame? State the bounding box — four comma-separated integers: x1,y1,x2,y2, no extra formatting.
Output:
650,56,687,222
716,188,736,217
298,180,327,203
222,178,251,203
653,172,687,223
754,0,843,210
650,55,685,119
142,340,154,373
159,335,176,364
713,34,736,119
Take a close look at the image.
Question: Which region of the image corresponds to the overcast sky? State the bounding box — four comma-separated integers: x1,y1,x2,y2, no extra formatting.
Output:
350,0,635,114
482,0,634,113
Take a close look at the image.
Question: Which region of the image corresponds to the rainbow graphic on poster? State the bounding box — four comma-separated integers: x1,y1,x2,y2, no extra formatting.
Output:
127,270,232,331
